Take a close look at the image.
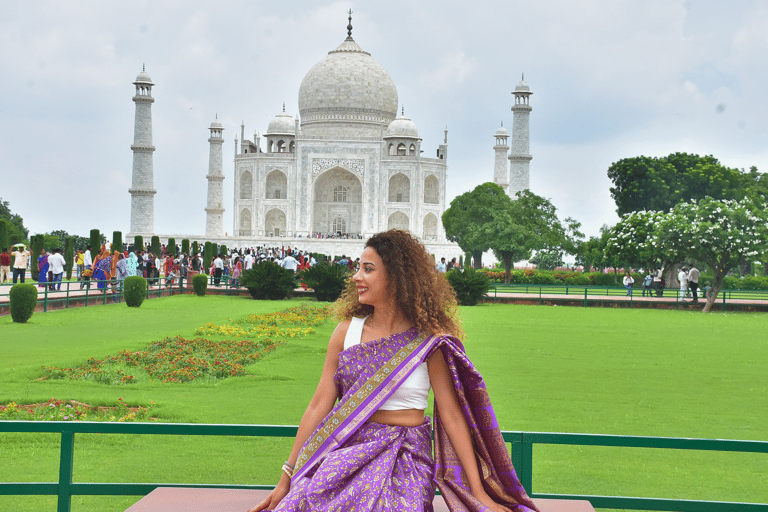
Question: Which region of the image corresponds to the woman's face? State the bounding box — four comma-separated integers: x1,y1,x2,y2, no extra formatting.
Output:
353,247,391,307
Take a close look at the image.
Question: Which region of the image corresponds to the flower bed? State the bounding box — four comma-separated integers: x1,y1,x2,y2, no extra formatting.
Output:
0,398,156,422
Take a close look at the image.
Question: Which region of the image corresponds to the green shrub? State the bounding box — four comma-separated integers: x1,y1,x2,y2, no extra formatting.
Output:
124,276,147,307
64,237,74,280
530,273,557,285
9,284,37,323
167,238,176,257
192,274,208,296
298,264,350,301
723,276,740,289
739,276,768,290
446,268,491,306
181,239,190,255
0,221,8,252
134,235,144,252
112,231,123,253
220,244,228,256
589,272,618,286
191,241,199,256
90,229,101,255
151,236,161,257
240,261,296,300
203,242,213,270
564,274,592,286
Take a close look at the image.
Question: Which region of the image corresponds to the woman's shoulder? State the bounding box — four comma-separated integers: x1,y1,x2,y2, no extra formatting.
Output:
328,319,354,351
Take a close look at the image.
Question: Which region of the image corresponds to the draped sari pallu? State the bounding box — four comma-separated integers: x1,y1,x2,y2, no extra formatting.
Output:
277,328,538,512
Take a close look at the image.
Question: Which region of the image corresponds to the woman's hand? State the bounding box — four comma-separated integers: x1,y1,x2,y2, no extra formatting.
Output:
476,490,513,512
247,480,290,512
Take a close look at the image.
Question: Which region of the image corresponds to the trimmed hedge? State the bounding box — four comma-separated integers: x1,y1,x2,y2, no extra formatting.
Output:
240,261,295,300
192,274,208,296
151,236,161,257
9,284,37,323
181,239,190,255
64,237,74,280
134,235,144,252
124,276,147,307
112,231,123,253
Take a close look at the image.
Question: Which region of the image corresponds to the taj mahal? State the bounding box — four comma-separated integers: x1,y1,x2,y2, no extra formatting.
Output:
128,14,533,258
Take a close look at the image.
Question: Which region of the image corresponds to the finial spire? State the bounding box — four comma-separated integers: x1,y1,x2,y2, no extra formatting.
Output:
522,72,525,81
401,106,404,116
501,121,504,127
282,102,286,113
347,9,353,38
142,63,145,72
444,126,448,144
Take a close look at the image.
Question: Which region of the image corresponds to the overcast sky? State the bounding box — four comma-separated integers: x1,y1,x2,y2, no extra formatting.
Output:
2,0,766,243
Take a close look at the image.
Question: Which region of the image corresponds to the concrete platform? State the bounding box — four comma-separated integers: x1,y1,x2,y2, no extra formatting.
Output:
125,487,596,512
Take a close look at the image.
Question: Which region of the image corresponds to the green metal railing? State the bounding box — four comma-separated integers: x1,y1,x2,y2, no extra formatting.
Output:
487,283,768,310
1,421,766,512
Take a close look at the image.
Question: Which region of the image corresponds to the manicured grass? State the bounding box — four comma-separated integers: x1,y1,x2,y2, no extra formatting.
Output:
1,299,767,511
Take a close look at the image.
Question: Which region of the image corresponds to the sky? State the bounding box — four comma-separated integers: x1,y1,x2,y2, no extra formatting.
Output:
2,0,767,243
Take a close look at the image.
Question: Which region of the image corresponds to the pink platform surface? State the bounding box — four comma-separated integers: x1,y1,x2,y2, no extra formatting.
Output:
125,487,596,512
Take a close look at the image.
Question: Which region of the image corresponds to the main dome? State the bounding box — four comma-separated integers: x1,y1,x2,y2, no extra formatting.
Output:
298,36,398,139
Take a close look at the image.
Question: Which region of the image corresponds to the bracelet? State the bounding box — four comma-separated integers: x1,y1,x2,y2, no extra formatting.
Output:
283,460,295,470
281,464,294,478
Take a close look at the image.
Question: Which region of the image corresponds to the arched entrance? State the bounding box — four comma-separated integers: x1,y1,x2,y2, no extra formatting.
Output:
265,208,286,236
387,211,409,231
313,168,362,235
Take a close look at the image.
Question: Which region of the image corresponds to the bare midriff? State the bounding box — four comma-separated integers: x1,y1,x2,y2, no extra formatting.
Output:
368,408,425,427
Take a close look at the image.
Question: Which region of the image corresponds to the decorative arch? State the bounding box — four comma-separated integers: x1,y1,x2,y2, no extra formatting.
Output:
387,211,409,231
239,208,252,236
266,169,287,199
289,141,295,153
388,173,410,202
240,171,252,199
388,143,395,156
276,140,286,153
313,167,362,235
409,144,416,155
265,208,286,236
424,175,439,204
397,143,407,156
423,213,438,239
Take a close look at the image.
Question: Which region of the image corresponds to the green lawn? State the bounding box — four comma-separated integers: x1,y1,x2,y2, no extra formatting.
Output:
1,298,767,511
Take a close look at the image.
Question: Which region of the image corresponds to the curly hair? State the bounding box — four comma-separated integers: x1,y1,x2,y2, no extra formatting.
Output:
333,230,464,339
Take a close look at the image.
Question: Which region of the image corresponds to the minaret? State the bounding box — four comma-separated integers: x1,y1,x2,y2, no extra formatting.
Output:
205,116,225,237
128,65,157,236
493,122,509,192
509,74,533,198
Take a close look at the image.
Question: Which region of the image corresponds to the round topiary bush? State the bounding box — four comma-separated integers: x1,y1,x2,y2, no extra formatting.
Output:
124,276,147,308
192,273,208,296
9,284,38,323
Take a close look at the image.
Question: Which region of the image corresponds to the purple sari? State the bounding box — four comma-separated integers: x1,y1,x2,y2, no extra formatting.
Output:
277,328,538,512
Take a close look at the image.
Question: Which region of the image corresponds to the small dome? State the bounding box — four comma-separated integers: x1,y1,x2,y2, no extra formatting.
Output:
134,67,153,85
384,110,419,139
495,124,509,137
515,79,530,93
266,107,296,136
209,118,223,129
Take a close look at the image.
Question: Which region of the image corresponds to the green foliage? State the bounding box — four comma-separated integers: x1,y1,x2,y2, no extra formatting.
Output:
124,276,147,308
203,242,213,270
9,233,19,247
240,261,296,300
0,196,28,239
9,283,37,323
167,238,176,257
191,241,199,256
530,250,565,271
192,274,208,296
134,235,144,252
150,236,161,256
0,220,8,250
90,229,101,254
298,263,350,301
64,237,74,280
219,244,228,256
607,153,755,216
111,231,123,253
30,234,44,281
446,268,491,306
181,239,190,255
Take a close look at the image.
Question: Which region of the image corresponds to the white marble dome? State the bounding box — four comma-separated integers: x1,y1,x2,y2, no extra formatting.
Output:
134,69,153,85
209,118,223,129
495,124,509,137
385,111,419,139
515,79,530,92
298,36,398,138
266,108,295,135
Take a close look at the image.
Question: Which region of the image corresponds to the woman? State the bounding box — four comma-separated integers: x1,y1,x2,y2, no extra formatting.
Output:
37,249,50,289
623,271,634,297
231,256,242,287
250,230,537,512
126,252,139,277
115,253,129,293
92,246,113,291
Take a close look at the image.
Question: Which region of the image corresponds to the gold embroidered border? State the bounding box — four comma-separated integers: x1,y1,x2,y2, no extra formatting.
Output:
294,331,429,475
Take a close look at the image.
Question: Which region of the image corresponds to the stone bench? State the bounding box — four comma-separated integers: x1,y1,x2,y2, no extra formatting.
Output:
125,487,596,511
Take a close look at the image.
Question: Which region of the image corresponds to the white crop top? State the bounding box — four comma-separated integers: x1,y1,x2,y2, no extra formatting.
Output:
344,316,431,410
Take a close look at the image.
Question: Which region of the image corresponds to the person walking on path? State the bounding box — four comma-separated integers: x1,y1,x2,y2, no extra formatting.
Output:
213,253,223,286
75,249,84,281
688,264,700,303
642,271,653,297
81,245,93,289
0,248,11,284
623,271,634,296
678,266,689,301
38,249,50,290
48,248,66,291
653,267,663,297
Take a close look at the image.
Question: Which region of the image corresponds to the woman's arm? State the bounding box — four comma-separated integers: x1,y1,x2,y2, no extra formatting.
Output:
248,320,349,512
427,348,513,512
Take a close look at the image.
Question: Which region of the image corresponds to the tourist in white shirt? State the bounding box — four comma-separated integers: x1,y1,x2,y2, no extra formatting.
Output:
282,254,299,273
678,266,689,301
213,254,224,285
48,248,66,290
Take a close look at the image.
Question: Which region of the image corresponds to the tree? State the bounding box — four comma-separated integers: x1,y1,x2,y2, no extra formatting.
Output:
151,236,161,256
0,197,28,240
655,197,768,312
0,220,8,250
30,234,44,281
90,229,101,253
167,238,176,258
529,250,564,271
490,190,582,282
134,235,144,253
181,239,190,255
64,237,74,280
605,210,684,278
442,183,509,268
608,153,749,216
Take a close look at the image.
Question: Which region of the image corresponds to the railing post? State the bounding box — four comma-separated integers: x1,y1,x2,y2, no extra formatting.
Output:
584,287,588,307
520,432,533,495
44,284,48,312
538,286,542,305
65,281,70,308
511,432,523,483
565,285,569,296
57,430,75,512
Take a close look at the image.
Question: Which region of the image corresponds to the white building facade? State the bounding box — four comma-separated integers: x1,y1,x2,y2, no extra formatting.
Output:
228,29,449,242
